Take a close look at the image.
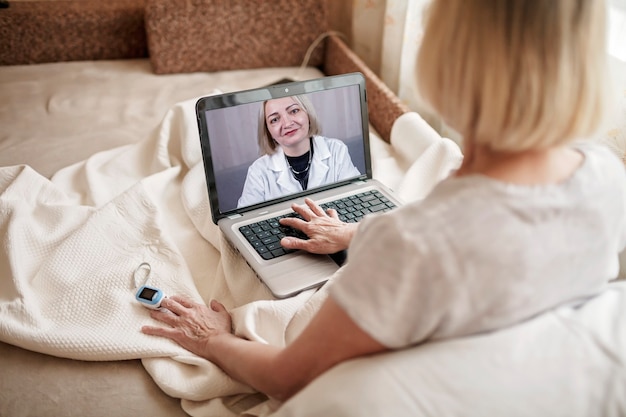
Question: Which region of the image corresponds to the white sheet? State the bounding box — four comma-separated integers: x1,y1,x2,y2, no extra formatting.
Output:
0,94,462,416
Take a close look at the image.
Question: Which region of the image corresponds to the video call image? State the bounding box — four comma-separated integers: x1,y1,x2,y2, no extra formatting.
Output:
203,85,367,213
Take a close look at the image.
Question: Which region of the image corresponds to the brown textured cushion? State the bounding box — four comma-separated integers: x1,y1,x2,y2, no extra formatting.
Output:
0,1,147,65
145,0,328,74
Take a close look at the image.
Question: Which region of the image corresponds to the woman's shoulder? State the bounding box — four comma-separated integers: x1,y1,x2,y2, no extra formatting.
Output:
574,141,626,180
574,140,621,156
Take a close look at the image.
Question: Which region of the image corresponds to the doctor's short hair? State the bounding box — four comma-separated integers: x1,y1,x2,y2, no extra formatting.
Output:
257,94,321,155
416,0,607,152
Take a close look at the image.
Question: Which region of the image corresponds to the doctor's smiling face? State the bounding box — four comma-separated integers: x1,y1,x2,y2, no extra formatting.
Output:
257,95,321,156
264,97,310,156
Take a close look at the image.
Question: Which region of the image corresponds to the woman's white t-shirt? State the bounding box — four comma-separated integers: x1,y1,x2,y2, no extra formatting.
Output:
329,143,626,348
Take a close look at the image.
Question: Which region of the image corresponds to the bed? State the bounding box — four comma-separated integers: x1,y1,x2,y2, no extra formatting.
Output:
1,1,625,417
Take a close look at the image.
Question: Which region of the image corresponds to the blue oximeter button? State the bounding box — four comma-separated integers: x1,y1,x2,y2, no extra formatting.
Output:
135,285,165,309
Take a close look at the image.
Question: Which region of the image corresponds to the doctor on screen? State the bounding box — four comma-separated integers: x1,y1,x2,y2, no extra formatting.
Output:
237,95,361,208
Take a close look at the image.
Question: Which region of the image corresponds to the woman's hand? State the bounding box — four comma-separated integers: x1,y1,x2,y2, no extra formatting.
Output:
141,294,387,402
141,295,232,359
279,198,359,254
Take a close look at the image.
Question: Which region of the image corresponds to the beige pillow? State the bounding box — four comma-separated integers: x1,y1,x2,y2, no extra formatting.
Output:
145,0,328,74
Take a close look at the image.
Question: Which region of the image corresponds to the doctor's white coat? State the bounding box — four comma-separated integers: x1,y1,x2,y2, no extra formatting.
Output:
237,135,361,208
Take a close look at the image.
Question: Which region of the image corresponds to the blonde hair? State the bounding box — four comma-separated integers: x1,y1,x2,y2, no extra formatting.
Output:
257,95,321,155
417,0,607,151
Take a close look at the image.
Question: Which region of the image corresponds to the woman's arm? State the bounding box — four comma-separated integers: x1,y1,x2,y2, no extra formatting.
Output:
141,294,387,401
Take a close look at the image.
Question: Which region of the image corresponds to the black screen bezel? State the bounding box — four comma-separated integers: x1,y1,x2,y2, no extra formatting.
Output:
195,72,372,224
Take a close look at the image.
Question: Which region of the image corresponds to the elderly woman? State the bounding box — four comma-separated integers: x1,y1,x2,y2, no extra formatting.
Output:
143,0,626,403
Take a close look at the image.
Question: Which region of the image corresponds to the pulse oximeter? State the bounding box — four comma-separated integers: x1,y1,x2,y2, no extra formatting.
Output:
135,285,166,309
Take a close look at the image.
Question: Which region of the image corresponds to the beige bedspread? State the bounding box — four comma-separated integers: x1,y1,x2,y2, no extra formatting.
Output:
0,60,329,178
2,58,625,417
0,80,462,415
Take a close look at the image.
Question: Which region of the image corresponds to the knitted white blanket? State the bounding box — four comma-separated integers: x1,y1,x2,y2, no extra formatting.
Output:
0,97,462,416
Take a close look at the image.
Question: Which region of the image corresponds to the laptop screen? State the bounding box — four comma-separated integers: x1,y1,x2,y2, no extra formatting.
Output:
196,73,371,223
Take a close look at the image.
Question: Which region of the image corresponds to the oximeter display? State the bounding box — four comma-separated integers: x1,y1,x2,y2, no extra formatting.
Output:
138,287,158,301
133,263,166,310
135,285,165,309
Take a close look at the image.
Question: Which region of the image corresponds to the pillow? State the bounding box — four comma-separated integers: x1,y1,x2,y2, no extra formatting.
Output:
145,0,328,74
0,0,147,65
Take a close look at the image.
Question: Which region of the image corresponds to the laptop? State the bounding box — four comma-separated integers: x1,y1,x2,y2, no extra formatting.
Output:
195,72,402,298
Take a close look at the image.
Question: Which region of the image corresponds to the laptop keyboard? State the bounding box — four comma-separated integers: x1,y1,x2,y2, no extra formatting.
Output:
239,190,396,260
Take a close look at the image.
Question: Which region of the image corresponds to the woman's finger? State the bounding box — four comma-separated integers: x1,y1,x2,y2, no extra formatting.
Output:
304,198,326,217
169,294,195,309
142,325,171,337
326,208,339,219
159,297,189,316
290,202,313,221
210,299,227,313
148,308,179,326
280,236,305,249
279,216,307,230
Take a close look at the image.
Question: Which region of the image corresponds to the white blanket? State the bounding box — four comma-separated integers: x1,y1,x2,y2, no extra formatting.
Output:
0,97,462,416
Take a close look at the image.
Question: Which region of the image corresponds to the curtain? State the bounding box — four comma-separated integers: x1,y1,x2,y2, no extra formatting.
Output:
605,0,626,164
351,0,456,143
350,0,626,157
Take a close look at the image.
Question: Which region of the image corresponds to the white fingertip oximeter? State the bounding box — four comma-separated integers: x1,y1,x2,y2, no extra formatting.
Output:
135,285,166,309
